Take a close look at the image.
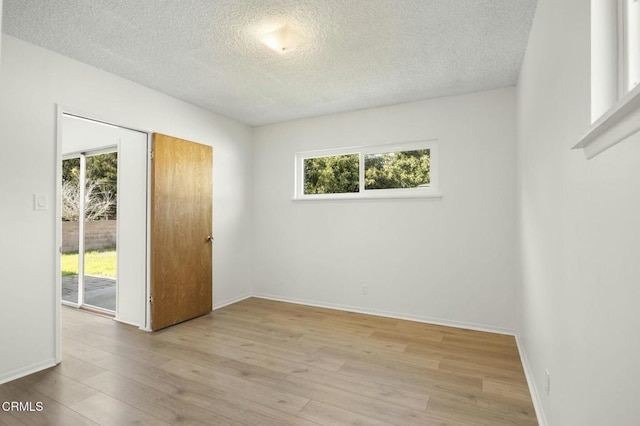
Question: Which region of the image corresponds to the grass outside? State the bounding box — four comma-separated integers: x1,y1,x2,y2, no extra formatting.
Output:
62,249,116,278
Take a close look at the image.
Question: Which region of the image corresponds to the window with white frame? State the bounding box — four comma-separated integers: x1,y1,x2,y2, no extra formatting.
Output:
295,141,440,200
576,0,640,158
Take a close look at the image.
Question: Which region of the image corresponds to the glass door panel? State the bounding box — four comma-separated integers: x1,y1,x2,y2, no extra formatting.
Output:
82,151,118,312
61,157,81,305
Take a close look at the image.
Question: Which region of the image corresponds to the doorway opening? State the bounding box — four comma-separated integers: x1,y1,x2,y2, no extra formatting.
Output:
61,150,118,313
57,111,149,333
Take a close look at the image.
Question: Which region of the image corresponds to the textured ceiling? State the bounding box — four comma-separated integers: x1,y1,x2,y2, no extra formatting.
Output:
2,0,537,126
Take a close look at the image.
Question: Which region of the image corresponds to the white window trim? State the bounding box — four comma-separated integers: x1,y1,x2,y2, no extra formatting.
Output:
294,140,441,201
576,0,640,159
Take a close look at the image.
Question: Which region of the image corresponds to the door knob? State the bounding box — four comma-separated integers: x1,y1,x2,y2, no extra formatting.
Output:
206,235,214,242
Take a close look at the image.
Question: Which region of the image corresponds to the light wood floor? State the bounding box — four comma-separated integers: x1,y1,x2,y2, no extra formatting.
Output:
0,298,537,425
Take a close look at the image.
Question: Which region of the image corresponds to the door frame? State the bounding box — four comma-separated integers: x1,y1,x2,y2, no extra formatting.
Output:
55,105,154,363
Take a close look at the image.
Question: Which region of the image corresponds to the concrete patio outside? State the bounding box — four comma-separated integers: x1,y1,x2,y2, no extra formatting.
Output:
62,275,115,311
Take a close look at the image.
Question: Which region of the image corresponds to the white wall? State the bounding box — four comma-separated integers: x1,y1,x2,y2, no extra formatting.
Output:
0,1,3,65
0,36,253,383
0,0,3,65
517,1,640,424
253,88,518,332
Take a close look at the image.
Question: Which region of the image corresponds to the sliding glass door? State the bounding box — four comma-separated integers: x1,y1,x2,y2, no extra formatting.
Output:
61,150,118,313
61,157,81,305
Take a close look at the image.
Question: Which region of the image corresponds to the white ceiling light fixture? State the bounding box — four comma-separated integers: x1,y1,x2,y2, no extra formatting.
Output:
260,25,308,54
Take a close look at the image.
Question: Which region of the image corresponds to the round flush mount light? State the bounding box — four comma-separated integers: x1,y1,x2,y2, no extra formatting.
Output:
260,25,308,54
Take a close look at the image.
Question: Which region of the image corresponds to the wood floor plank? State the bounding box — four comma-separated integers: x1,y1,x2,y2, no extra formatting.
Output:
162,324,331,363
82,371,235,425
0,298,537,425
427,395,538,426
482,378,533,402
278,375,464,426
438,358,527,382
155,328,323,376
51,354,107,383
216,396,320,426
287,368,430,411
417,377,537,422
297,332,408,354
64,341,229,409
297,400,392,426
369,329,445,345
11,367,99,408
157,358,310,416
66,330,173,367
315,343,441,371
0,414,27,426
338,358,483,395
405,343,524,371
266,313,378,338
69,393,172,426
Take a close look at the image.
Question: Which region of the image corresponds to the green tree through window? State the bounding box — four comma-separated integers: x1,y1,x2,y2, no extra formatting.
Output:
304,154,359,194
365,149,430,190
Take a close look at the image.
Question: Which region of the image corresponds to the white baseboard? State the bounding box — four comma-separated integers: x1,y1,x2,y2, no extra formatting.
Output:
0,359,57,385
114,316,141,328
213,294,252,311
251,293,515,336
515,335,548,426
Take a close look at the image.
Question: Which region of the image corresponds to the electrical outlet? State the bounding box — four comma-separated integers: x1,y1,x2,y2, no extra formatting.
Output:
362,285,368,295
545,369,550,395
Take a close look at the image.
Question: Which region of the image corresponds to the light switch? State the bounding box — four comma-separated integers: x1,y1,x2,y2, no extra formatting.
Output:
34,193,48,211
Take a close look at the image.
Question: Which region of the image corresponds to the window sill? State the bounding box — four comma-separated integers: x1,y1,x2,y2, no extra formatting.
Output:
293,192,443,201
574,84,640,159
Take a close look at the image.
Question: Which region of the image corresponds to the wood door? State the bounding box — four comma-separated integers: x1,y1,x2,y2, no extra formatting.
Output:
150,133,213,330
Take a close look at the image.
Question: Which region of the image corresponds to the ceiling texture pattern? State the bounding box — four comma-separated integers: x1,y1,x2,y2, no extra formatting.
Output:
2,0,537,126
